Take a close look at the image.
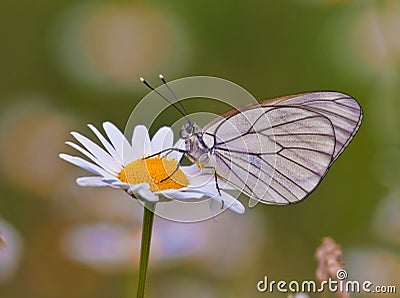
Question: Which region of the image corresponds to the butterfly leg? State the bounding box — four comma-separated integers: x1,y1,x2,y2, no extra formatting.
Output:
144,147,187,159
159,151,198,183
160,159,181,183
214,170,222,196
213,170,225,209
146,148,198,183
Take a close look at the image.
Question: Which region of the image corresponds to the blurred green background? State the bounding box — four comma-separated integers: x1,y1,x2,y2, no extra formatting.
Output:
0,0,399,297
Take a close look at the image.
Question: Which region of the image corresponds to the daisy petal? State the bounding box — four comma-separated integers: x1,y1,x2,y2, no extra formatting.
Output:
71,131,121,173
151,126,173,155
160,189,205,200
76,177,113,187
186,174,236,191
182,165,236,190
102,178,123,184
137,188,159,202
59,154,114,178
65,141,95,161
200,186,245,214
68,133,121,174
110,181,148,191
185,172,213,188
215,192,245,214
103,122,135,166
131,125,151,158
88,124,123,164
181,164,201,176
66,141,121,179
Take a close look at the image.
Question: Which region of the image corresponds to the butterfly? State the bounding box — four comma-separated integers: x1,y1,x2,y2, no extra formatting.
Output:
141,76,363,207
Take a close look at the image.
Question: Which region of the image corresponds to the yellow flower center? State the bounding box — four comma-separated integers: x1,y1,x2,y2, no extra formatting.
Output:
118,156,188,192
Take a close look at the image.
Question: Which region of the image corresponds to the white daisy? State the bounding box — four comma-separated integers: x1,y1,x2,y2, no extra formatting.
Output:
59,122,244,214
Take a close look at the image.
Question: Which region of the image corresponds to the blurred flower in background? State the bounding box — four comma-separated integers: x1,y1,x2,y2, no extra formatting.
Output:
372,190,400,246
52,1,190,91
326,1,400,80
61,210,267,296
62,223,139,273
288,294,309,298
61,211,266,274
315,237,344,282
0,230,5,249
323,1,400,147
0,218,23,284
346,248,400,293
0,101,73,199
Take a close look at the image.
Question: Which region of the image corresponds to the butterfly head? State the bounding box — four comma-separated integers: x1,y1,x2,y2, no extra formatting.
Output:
179,122,199,139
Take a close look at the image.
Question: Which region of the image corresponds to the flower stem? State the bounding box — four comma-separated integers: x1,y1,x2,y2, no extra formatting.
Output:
136,202,156,298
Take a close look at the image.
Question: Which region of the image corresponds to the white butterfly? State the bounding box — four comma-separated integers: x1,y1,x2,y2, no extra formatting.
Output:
142,76,363,207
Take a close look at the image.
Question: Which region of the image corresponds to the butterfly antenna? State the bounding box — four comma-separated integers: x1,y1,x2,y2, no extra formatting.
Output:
140,77,191,123
159,74,191,124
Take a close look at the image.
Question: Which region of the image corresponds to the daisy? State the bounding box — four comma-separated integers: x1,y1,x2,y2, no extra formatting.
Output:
59,122,244,214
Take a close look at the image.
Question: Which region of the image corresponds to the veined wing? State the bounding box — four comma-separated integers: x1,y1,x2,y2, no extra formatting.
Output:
263,92,362,162
208,91,362,163
203,92,362,204
205,106,336,205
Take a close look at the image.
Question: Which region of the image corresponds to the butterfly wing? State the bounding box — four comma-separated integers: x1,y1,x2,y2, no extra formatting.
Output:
264,91,363,162
203,92,362,205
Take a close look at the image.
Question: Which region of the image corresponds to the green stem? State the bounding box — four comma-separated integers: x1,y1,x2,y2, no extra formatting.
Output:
136,202,155,298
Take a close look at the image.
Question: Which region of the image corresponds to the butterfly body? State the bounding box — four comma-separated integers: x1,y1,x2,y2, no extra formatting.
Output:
181,123,217,169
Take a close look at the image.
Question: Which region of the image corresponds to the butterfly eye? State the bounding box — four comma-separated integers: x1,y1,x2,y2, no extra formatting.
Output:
186,123,194,132
180,123,196,139
179,128,190,139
